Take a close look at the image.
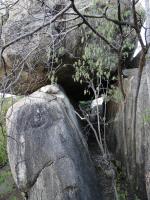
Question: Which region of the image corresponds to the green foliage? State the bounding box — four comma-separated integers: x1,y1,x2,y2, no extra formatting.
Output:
0,168,18,199
73,31,116,95
48,70,58,84
143,109,150,124
47,48,63,84
73,1,119,86
73,0,136,97
108,86,123,103
117,187,140,200
11,197,17,200
122,37,135,57
115,161,141,200
0,170,11,184
118,190,127,200
0,97,20,166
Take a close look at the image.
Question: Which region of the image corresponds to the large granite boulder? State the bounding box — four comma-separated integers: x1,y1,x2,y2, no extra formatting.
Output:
0,0,137,100
107,68,150,199
6,85,103,200
0,0,84,96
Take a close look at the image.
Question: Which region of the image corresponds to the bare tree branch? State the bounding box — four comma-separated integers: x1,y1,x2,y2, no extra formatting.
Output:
70,0,118,52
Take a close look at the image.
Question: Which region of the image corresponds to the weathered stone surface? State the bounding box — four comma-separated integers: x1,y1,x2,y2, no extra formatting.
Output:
6,85,103,200
2,0,83,65
0,0,84,96
107,68,150,199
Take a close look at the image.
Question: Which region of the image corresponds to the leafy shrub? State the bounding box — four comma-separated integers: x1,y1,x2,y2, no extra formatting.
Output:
0,97,20,166
0,170,11,184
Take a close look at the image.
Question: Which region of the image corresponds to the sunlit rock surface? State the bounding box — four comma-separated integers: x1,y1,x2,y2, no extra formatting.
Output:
6,85,103,200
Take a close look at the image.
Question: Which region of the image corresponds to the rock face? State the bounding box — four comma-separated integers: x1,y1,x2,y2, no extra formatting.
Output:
1,0,84,96
107,68,150,199
0,0,136,100
6,85,103,200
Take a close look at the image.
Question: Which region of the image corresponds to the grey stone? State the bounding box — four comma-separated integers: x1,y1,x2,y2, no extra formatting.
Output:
6,85,103,200
107,68,150,199
0,0,84,95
